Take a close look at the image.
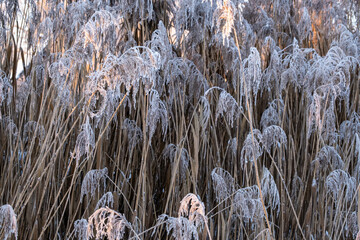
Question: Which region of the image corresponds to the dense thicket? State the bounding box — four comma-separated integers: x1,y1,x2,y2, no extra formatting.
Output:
0,0,360,239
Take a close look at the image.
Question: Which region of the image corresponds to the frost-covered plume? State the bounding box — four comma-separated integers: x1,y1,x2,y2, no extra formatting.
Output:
312,146,344,172
73,10,125,61
211,167,235,202
343,211,359,239
325,169,356,203
227,137,237,157
74,219,88,240
88,46,160,105
81,10,117,52
0,204,17,240
256,8,275,39
242,47,262,105
23,121,46,144
154,193,207,240
85,46,160,122
15,77,31,113
233,185,264,221
3,117,18,139
261,125,287,154
72,117,95,162
204,87,241,128
64,1,94,39
291,174,304,201
146,21,174,68
164,58,208,105
304,46,353,98
186,61,209,100
105,90,131,124
48,54,71,88
87,207,131,240
307,85,338,142
355,134,360,181
155,215,199,240
213,0,236,46
298,8,312,42
178,193,207,230
172,0,211,47
215,90,241,128
164,58,190,102
260,99,284,129
95,192,114,210
146,89,168,144
281,39,313,91
199,96,210,131
35,17,53,49
0,70,12,108
261,38,282,92
240,129,263,167
80,168,108,202
85,85,108,122
122,118,143,152
260,36,276,69
336,26,358,58
340,112,360,143
261,167,280,215
162,143,190,180
48,54,72,105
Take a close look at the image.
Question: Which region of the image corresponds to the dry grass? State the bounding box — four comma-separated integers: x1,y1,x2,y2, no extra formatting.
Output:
0,0,360,239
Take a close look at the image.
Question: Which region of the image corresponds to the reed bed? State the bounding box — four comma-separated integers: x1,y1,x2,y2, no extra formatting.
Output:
0,0,360,239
